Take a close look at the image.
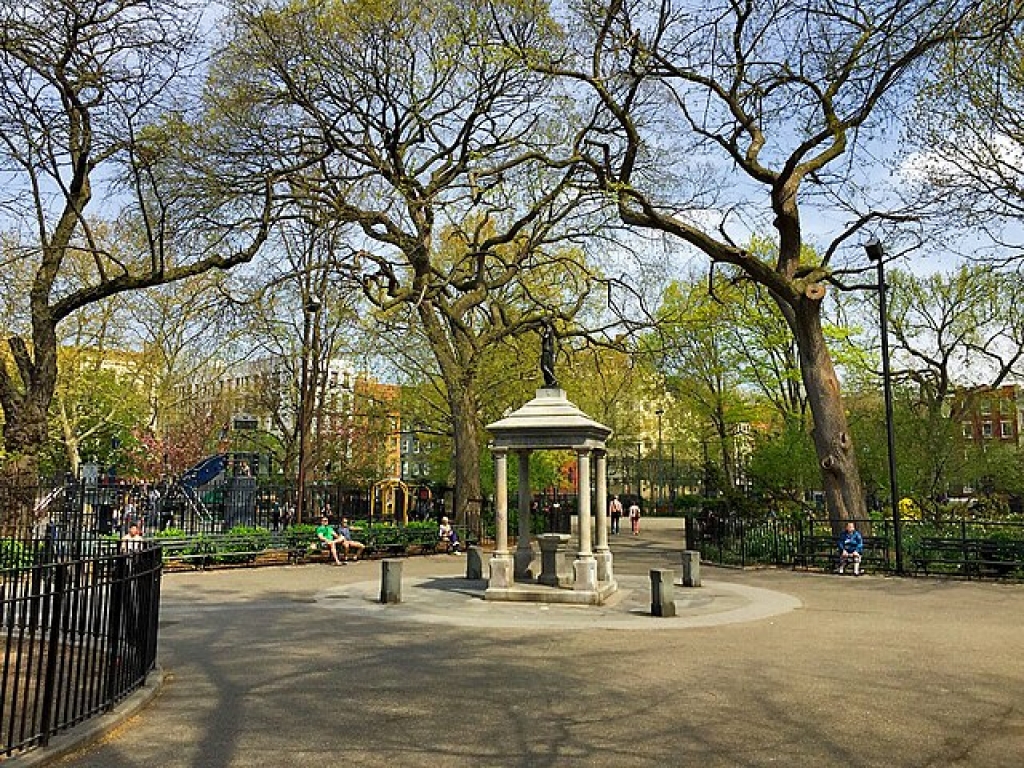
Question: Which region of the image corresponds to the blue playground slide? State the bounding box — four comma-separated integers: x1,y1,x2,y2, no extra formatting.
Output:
180,454,228,488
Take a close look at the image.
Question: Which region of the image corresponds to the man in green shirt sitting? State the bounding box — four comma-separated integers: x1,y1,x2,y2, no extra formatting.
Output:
316,515,346,565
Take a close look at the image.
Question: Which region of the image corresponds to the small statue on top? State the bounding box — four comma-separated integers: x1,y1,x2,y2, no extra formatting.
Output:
541,320,559,389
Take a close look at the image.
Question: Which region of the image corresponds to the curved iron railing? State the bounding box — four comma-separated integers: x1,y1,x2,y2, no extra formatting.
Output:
1,539,162,758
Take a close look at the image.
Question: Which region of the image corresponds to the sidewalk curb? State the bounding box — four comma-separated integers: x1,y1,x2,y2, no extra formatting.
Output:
12,665,167,766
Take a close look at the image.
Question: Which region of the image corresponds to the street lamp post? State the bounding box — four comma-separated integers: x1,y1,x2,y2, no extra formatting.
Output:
635,441,642,505
865,239,903,574
295,293,322,525
655,408,664,514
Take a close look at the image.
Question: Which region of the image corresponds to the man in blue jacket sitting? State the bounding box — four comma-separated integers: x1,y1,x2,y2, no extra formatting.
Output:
838,522,864,576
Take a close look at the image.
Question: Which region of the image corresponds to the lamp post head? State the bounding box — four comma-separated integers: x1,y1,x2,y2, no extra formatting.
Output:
864,238,885,263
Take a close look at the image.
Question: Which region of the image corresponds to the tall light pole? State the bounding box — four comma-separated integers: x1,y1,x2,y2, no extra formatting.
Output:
636,441,642,504
295,293,322,525
655,408,664,514
865,238,903,574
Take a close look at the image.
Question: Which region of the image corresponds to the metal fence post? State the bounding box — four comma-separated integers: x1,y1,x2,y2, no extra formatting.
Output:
38,564,67,747
961,519,969,580
739,517,746,567
103,556,127,711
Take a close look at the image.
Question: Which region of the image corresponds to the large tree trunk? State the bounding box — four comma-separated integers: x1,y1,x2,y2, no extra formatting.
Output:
1,334,58,534
449,384,483,536
1,402,49,537
417,300,486,538
788,299,866,534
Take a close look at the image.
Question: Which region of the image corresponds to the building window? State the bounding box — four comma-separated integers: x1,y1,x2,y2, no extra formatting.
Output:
413,439,421,454
980,400,992,415
1001,421,1013,438
982,421,993,438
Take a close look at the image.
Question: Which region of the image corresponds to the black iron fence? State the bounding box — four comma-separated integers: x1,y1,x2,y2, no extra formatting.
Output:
0,476,380,538
1,539,162,758
692,514,1024,579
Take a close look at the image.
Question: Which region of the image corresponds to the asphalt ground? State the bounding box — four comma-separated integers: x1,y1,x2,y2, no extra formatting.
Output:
40,518,1024,767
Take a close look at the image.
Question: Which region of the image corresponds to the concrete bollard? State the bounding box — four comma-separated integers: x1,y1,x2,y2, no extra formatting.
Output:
681,550,702,587
466,545,484,580
650,568,676,617
380,559,403,604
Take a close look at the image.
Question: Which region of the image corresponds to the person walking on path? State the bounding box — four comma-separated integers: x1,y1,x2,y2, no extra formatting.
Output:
629,501,641,536
609,495,623,534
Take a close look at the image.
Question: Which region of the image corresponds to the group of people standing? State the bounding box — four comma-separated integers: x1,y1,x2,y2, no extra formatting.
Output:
608,495,641,536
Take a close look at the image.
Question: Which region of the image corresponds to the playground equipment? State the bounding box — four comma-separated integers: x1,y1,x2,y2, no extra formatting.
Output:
165,454,227,527
371,478,411,525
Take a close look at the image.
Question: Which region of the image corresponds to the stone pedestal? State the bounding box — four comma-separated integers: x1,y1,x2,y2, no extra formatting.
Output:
650,568,676,617
466,545,484,580
595,550,614,582
488,553,514,589
380,559,403,604
573,557,597,593
681,550,702,587
514,541,535,581
538,534,573,587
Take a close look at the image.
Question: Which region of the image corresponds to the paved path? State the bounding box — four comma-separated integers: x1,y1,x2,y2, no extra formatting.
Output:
48,518,1024,767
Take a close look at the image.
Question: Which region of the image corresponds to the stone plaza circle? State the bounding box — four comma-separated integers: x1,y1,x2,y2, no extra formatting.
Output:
483,387,617,605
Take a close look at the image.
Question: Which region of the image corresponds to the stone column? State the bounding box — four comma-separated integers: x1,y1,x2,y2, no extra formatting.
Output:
594,449,613,583
514,449,534,580
681,550,702,587
466,545,484,580
650,568,676,617
380,559,403,604
573,448,597,592
488,447,513,588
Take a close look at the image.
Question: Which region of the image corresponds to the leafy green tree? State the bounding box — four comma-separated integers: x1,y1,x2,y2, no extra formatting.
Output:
527,0,1013,530
886,266,1024,412
46,345,151,478
121,272,243,476
746,420,820,516
0,1,272,530
206,0,605,530
845,266,1024,513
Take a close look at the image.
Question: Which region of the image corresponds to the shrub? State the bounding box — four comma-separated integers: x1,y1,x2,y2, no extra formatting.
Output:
154,527,188,539
216,526,273,563
283,524,317,549
0,538,32,569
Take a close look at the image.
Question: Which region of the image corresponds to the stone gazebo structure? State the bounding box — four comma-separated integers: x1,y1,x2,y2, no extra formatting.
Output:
484,387,617,605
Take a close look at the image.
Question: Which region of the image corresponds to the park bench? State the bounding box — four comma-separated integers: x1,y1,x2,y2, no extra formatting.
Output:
299,528,481,561
156,532,293,571
912,537,1024,578
288,527,408,562
793,533,889,573
157,525,484,569
973,538,1024,577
